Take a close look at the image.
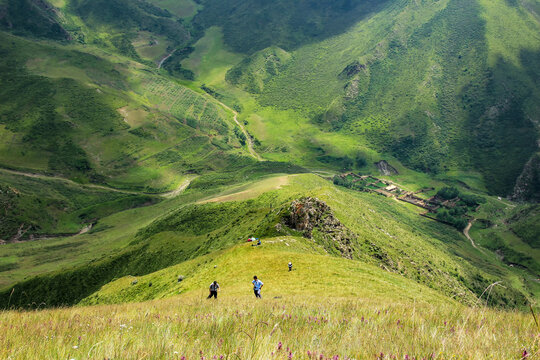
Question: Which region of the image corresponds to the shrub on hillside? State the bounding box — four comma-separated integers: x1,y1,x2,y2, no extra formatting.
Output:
437,187,460,200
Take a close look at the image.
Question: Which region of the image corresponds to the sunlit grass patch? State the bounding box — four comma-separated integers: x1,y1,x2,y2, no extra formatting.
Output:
1,295,537,359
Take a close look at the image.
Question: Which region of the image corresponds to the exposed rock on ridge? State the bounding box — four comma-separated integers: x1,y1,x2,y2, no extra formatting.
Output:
285,197,356,258
511,153,540,202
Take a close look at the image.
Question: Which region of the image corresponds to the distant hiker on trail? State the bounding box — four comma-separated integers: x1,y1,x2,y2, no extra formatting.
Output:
207,281,220,299
252,276,263,298
249,237,262,246
288,262,293,271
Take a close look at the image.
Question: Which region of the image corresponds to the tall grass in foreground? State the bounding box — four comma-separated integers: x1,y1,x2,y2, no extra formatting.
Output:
1,295,538,359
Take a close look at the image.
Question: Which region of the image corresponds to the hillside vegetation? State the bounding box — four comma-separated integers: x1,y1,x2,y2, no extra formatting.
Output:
3,294,537,359
0,0,539,358
2,175,536,309
1,232,539,359
201,0,540,197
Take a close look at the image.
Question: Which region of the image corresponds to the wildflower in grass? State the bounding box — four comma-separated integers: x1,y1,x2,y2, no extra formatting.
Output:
521,349,529,359
278,341,283,350
288,351,293,359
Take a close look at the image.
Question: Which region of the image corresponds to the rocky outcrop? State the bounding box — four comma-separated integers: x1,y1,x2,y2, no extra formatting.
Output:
339,61,366,79
375,160,398,176
285,197,356,258
511,154,540,203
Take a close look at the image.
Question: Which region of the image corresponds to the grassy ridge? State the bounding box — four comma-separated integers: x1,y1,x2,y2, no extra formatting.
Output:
80,237,456,305
1,264,538,359
1,175,534,309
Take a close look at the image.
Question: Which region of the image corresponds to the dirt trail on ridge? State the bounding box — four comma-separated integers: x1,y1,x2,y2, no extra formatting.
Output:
0,167,193,198
199,175,292,204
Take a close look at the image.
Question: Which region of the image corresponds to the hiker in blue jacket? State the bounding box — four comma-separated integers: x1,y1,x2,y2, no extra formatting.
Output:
252,276,264,298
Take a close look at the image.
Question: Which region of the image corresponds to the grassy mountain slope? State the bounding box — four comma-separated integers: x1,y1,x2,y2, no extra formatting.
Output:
5,0,537,196
81,236,452,305
0,5,539,358
3,289,536,359
0,31,253,190
0,169,157,242
0,24,270,240
2,174,535,309
194,0,390,54
207,0,540,196
0,0,70,40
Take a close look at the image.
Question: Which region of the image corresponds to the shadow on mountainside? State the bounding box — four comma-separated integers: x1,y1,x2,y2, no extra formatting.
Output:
193,0,391,54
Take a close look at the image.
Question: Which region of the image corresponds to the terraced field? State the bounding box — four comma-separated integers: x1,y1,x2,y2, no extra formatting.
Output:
136,73,233,135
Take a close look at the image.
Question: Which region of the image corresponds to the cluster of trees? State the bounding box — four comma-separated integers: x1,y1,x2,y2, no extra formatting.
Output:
437,187,485,207
435,208,468,230
434,187,486,230
234,127,246,146
333,175,366,191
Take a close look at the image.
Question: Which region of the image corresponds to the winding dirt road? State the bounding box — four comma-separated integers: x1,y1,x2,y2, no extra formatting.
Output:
157,49,176,69
160,176,197,198
464,219,484,252
219,103,262,161
0,168,194,198
231,110,262,161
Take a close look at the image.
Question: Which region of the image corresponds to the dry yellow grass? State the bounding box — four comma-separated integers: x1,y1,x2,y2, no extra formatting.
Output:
199,175,293,204
1,294,538,359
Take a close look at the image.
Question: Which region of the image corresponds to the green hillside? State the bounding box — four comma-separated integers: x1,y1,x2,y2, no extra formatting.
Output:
192,0,540,196
1,176,539,358
2,174,537,309
0,0,539,357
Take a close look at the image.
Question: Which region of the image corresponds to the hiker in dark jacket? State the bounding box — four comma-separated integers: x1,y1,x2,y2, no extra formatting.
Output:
207,281,220,299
